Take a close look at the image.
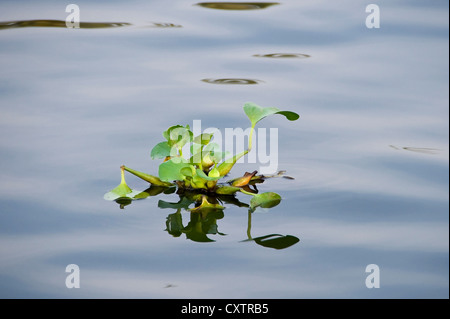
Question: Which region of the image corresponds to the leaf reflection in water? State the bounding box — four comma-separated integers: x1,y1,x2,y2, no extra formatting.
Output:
107,177,299,248
195,2,280,11
0,19,131,30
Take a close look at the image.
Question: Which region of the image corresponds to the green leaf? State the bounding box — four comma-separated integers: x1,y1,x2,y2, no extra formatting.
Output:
217,150,248,176
208,167,220,178
180,166,195,178
243,102,299,127
215,185,241,195
193,133,213,145
123,166,174,187
104,167,140,201
150,141,173,160
250,192,282,210
196,168,222,181
163,125,193,149
158,157,190,182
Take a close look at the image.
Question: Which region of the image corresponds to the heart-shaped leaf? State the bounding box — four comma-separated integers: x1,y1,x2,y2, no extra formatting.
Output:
243,102,299,127
150,141,173,160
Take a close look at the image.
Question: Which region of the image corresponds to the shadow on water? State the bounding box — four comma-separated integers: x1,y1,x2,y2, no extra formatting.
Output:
112,182,300,249
195,2,280,11
0,20,132,30
201,78,262,85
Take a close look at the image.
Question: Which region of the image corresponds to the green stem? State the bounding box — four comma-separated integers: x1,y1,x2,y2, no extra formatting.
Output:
120,165,126,185
123,166,174,187
248,125,255,152
239,189,256,196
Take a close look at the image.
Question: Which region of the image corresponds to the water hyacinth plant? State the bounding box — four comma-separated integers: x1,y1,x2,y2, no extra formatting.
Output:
104,102,299,210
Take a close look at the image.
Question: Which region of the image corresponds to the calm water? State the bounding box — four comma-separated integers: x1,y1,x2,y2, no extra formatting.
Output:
0,0,448,298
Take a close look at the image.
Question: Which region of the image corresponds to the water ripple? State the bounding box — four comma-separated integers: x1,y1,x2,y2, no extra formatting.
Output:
201,78,262,85
253,53,311,59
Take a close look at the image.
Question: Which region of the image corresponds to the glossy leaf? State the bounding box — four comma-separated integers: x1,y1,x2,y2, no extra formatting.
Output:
150,141,173,160
158,157,190,182
231,170,257,187
250,192,281,210
215,185,241,195
196,168,222,181
123,166,173,187
104,167,140,201
243,102,299,128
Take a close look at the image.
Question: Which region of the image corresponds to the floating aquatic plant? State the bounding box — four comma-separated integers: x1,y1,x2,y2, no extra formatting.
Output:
104,102,299,210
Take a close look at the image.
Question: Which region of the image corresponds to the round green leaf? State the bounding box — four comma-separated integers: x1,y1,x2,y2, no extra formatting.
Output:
243,102,299,127
150,141,173,159
250,192,282,210
158,157,190,182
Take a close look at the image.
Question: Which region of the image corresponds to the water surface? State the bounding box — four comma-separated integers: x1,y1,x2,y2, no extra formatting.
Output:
0,0,448,298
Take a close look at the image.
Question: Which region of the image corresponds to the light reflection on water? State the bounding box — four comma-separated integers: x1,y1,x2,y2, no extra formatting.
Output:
0,0,448,298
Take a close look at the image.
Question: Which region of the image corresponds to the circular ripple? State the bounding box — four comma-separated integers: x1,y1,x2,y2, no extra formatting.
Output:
201,78,262,85
253,53,311,59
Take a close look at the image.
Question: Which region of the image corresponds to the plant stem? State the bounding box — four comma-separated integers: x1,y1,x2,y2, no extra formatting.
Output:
239,189,256,196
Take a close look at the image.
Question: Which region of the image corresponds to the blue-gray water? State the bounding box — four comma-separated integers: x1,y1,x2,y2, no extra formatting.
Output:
0,0,448,298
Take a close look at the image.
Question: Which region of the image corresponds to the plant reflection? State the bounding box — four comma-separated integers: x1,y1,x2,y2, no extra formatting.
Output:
0,20,131,30
112,181,299,249
195,2,280,11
